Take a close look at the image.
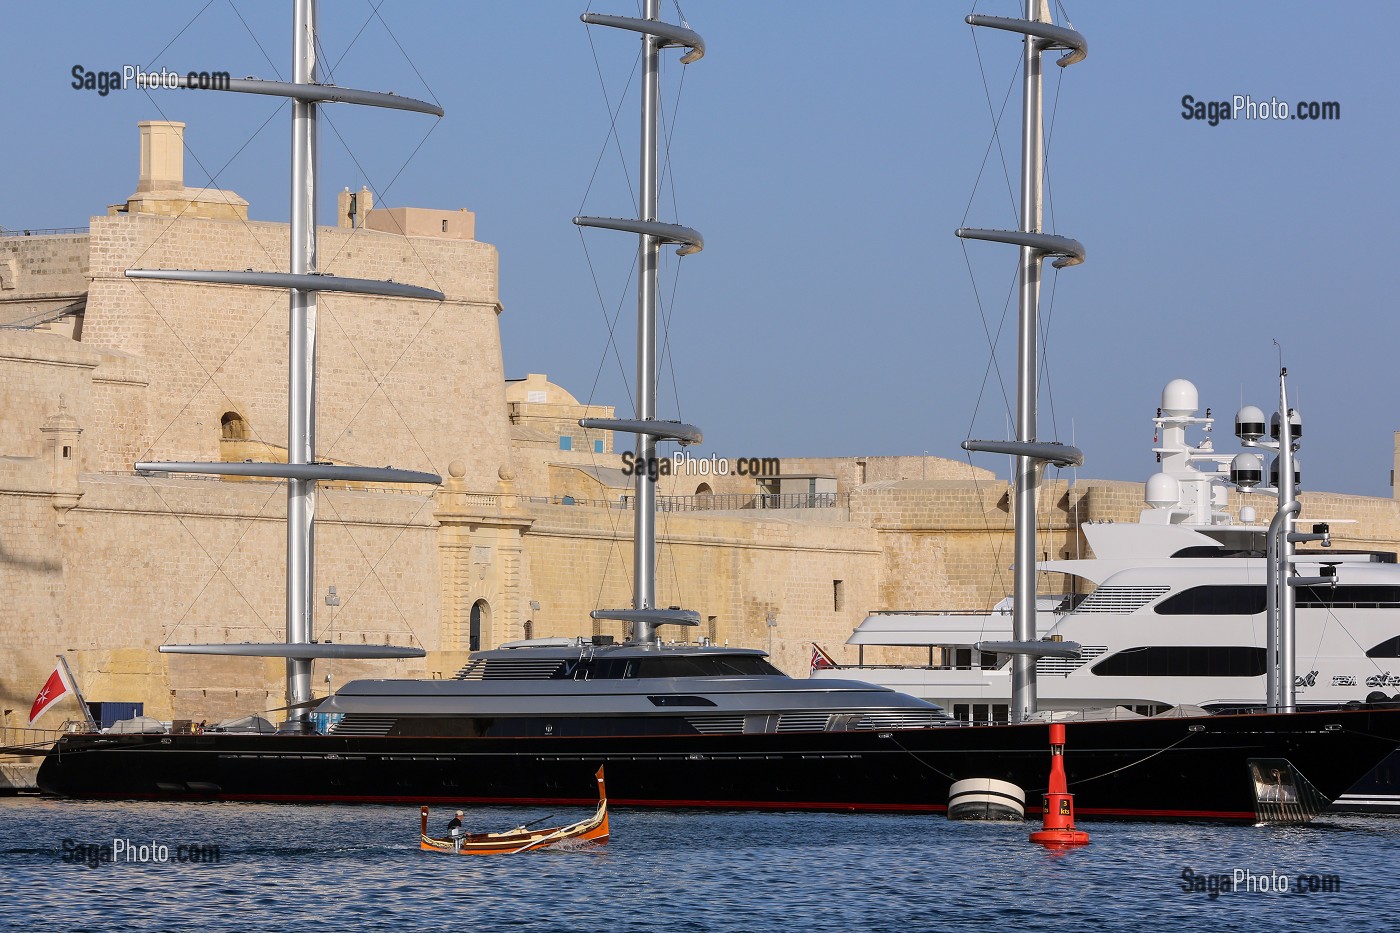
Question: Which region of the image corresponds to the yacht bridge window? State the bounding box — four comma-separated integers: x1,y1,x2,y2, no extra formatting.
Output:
1156,584,1400,616
1295,585,1400,609
1091,645,1266,677
1154,586,1266,616
566,655,783,679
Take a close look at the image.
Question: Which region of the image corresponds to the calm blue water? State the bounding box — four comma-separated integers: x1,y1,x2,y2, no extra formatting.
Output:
2,798,1399,931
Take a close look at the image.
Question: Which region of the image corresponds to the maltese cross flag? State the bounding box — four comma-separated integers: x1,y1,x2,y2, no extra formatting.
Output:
29,664,75,726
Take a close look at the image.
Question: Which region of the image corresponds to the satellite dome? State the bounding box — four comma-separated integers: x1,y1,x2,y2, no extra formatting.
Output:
1230,452,1263,489
1234,405,1266,441
1269,455,1301,490
1144,472,1180,509
1270,409,1302,441
1160,379,1198,417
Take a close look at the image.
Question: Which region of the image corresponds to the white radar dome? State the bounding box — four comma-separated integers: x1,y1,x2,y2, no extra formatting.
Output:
1145,472,1180,509
1234,405,1267,441
1270,409,1302,441
1239,505,1258,523
1230,452,1264,489
1160,379,1199,417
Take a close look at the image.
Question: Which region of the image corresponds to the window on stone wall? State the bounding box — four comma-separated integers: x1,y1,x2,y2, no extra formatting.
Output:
469,599,489,652
707,616,717,643
594,439,604,453
220,411,249,440
559,435,573,451
833,580,844,612
523,620,534,641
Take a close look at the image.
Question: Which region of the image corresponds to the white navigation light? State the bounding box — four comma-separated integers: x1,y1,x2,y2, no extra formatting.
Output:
1145,472,1180,509
1161,379,1199,417
1234,405,1267,441
1230,452,1264,489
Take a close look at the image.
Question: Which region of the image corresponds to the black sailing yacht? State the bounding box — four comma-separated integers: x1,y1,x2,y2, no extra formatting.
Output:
38,3,1400,822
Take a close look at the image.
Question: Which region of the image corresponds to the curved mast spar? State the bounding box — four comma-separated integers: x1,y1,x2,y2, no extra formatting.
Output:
126,0,444,728
575,1,705,645
958,1,1087,723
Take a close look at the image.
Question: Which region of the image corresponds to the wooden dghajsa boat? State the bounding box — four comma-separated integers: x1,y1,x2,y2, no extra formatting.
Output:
420,767,609,855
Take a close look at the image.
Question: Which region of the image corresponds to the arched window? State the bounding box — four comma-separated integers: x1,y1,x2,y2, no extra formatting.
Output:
220,411,250,440
469,599,490,651
695,482,712,495
523,620,534,641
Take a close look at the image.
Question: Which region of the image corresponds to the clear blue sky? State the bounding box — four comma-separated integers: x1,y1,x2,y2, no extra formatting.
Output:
4,2,1396,496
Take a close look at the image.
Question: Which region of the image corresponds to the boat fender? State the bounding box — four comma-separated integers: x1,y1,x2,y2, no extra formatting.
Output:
947,778,1025,821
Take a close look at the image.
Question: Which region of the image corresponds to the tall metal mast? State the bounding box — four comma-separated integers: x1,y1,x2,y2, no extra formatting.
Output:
958,1,1087,722
127,0,444,729
287,0,320,722
576,0,705,645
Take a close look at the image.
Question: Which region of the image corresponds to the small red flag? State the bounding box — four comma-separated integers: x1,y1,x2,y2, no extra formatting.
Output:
810,643,837,672
29,666,73,726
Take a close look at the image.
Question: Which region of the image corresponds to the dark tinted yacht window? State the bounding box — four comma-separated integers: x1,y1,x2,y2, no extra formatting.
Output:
1367,636,1400,659
633,656,783,678
571,655,783,679
1295,586,1400,609
1153,586,1266,616
1091,646,1266,677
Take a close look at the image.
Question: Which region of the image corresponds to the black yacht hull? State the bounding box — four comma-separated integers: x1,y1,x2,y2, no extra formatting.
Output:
37,708,1400,821
1331,748,1400,812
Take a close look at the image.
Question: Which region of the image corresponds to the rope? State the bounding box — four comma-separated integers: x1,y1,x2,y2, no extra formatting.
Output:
1065,732,1198,787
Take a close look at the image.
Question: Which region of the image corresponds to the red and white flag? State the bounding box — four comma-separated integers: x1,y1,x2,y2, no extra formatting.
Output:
28,665,76,726
810,643,838,672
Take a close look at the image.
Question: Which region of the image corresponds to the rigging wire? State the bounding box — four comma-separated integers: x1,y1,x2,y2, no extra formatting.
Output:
967,27,1023,226
144,0,218,69
326,1,388,81
958,4,1085,618
227,0,286,81
314,489,437,651
128,1,451,646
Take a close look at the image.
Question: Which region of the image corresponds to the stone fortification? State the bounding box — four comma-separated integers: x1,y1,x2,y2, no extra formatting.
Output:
8,121,1400,727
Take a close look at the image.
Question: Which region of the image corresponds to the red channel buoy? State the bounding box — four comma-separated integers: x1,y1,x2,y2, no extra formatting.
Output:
1029,722,1090,848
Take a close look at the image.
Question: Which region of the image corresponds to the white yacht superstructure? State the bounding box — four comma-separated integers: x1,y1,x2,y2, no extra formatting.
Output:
816,379,1400,724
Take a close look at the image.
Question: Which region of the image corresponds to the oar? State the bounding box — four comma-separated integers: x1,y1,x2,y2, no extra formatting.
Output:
510,814,556,832
507,823,574,855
